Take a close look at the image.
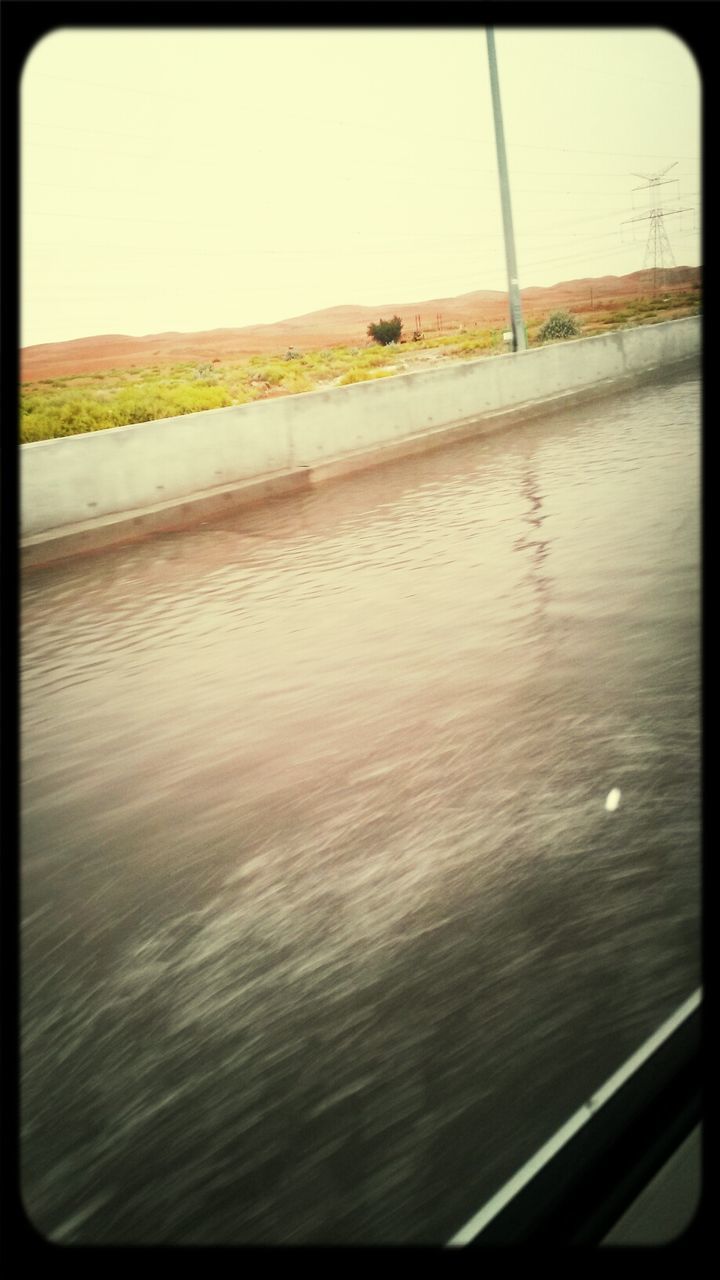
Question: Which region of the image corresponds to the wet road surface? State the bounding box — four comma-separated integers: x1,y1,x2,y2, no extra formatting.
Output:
21,366,700,1243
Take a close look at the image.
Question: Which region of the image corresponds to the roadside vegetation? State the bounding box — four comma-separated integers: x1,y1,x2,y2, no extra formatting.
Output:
537,310,581,341
21,288,700,443
367,315,403,345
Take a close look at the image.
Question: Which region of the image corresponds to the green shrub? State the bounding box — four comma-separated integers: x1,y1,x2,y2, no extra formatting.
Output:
193,362,220,383
251,362,288,386
20,394,113,441
457,329,499,355
339,367,394,385
354,348,390,368
538,311,581,341
367,315,403,345
165,385,233,415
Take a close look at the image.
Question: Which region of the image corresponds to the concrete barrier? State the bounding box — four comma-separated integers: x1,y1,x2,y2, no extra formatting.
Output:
21,316,700,558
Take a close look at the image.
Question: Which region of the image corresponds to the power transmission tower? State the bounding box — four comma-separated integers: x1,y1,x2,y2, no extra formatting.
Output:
622,163,693,294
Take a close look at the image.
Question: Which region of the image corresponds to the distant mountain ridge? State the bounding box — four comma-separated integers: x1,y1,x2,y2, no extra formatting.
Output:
21,266,701,382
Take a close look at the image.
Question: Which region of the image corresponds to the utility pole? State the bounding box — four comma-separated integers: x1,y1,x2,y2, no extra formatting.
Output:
622,163,693,294
486,27,527,352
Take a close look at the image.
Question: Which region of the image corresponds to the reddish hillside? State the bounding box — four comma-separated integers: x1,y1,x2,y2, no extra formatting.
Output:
21,267,701,383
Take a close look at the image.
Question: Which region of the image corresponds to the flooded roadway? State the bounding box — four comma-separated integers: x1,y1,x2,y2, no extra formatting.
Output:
21,365,701,1244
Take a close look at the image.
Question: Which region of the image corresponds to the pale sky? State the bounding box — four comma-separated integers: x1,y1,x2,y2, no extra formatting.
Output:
21,26,701,349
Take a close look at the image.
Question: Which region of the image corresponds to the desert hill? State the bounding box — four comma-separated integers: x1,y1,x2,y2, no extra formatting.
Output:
21,266,700,383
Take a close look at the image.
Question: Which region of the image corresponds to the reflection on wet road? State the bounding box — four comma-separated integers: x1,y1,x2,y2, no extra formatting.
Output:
21,368,700,1243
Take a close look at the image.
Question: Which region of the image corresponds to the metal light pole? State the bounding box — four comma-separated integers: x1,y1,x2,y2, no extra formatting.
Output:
486,28,527,352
